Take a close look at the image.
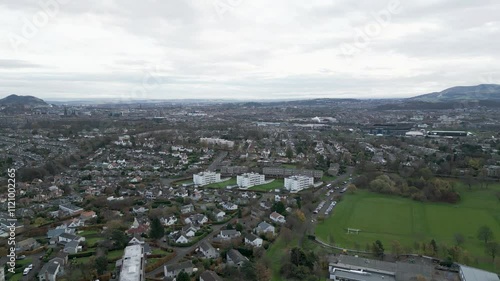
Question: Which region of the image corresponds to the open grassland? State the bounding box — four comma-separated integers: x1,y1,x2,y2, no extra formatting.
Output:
315,182,500,272
250,179,284,191
204,178,237,188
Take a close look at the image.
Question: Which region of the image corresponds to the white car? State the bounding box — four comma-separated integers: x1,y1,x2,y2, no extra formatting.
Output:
28,264,33,270
23,268,30,276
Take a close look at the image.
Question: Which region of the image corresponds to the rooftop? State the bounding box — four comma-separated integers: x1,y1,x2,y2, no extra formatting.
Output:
119,244,144,281
460,265,500,281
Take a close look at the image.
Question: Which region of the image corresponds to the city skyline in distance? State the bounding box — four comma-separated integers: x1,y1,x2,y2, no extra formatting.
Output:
1,0,499,100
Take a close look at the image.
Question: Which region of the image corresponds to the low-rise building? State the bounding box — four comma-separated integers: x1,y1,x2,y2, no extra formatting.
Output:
118,244,145,281
269,212,286,223
164,261,193,278
218,229,241,240
198,241,219,259
38,257,65,281
199,270,223,281
226,249,248,267
244,233,263,247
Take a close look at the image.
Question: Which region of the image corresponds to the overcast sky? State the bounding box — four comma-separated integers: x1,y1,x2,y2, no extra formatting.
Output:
0,0,499,100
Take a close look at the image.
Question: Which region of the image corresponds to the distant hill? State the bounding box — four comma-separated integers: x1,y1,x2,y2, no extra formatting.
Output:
0,94,47,106
410,84,500,102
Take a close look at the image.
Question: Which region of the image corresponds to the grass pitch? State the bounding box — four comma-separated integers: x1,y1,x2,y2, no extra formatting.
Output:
315,183,500,272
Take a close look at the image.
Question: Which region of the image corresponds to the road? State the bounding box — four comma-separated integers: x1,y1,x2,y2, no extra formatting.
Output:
207,151,227,172
0,250,45,280
146,222,229,278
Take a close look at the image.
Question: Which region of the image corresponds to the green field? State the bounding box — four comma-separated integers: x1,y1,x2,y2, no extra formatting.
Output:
204,178,237,188
250,179,285,191
315,183,500,272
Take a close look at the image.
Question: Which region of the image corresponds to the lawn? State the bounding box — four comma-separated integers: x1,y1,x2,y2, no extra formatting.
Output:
204,178,237,188
315,183,500,273
266,236,298,281
107,249,124,260
250,179,284,191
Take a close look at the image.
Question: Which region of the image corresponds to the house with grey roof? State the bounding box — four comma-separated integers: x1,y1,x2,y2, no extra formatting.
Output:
226,249,248,267
200,270,223,281
39,257,65,281
218,229,241,240
63,240,81,254
164,260,193,278
198,241,219,259
254,221,275,235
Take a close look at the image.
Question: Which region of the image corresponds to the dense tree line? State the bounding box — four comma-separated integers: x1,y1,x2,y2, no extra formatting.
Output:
354,171,460,203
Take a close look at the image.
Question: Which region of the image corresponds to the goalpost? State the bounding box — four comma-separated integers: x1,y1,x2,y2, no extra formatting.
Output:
347,228,360,234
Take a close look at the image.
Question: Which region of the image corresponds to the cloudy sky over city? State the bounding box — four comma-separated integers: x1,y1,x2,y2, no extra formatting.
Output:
0,0,499,100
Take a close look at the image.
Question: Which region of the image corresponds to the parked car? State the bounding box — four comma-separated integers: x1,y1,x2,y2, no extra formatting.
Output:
23,268,30,276
16,255,26,260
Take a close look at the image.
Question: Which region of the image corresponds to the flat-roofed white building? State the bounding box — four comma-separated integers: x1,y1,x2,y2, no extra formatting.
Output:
200,138,235,148
284,175,313,192
118,244,145,281
193,171,221,186
237,173,265,188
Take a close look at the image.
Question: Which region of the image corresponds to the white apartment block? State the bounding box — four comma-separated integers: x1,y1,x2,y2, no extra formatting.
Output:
284,175,314,192
193,171,221,186
200,138,235,148
236,173,265,188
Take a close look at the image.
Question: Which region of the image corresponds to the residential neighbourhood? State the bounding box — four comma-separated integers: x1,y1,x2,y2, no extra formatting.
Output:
1,90,500,281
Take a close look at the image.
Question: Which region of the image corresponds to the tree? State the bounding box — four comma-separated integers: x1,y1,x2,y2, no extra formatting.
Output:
176,271,190,281
111,230,129,249
235,223,243,232
241,261,257,280
430,239,438,255
477,225,494,245
149,217,165,240
256,261,272,281
485,241,499,262
391,240,403,258
94,256,108,275
347,183,357,194
286,146,294,159
454,233,465,246
372,240,384,259
271,201,286,215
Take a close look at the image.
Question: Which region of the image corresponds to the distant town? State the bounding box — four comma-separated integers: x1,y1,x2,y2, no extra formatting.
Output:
1,89,500,281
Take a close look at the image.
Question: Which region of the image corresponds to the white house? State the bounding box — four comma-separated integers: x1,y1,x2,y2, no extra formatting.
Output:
163,216,177,226
175,235,189,244
284,175,314,192
255,221,275,235
269,212,286,224
198,241,219,259
221,202,238,210
218,230,241,240
244,233,263,247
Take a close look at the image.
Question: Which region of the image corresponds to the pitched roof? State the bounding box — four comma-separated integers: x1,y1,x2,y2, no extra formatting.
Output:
227,249,248,264
245,233,260,242
200,270,223,281
199,240,215,252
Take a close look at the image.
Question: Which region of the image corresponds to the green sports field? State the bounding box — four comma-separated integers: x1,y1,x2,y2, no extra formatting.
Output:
315,183,500,272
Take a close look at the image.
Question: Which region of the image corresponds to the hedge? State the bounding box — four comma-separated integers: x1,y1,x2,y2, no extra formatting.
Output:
145,252,177,273
69,250,96,259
